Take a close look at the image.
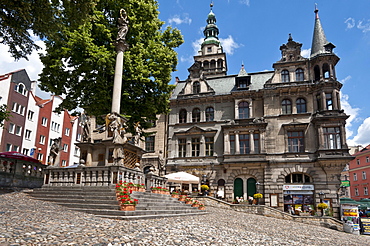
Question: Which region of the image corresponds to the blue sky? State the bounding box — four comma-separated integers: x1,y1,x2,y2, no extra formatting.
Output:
0,0,369,147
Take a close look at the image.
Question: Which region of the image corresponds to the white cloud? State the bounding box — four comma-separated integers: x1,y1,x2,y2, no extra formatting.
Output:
191,35,240,56
340,75,352,84
192,37,204,55
239,0,250,6
301,48,311,58
345,17,355,29
357,19,370,33
0,35,45,82
220,35,240,55
168,14,192,25
180,55,193,64
348,117,370,147
341,92,360,140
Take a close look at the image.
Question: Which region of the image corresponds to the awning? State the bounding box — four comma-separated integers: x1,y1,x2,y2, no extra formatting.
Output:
0,151,41,164
164,171,200,184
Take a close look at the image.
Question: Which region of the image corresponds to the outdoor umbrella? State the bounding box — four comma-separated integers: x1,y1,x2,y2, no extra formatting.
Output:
0,151,41,164
164,171,200,184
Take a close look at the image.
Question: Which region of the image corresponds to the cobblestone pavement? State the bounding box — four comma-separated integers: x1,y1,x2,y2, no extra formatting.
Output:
1,191,370,246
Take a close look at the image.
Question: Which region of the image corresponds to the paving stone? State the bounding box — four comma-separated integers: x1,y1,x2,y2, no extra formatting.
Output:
0,191,369,245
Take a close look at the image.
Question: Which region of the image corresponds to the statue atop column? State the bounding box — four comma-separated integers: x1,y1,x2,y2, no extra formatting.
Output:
116,9,129,41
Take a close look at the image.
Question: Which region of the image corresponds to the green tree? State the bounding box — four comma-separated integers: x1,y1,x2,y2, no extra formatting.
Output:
38,0,183,133
0,104,11,128
0,0,94,60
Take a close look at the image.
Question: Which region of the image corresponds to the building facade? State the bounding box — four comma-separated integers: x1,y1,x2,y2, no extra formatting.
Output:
0,69,82,167
348,145,370,200
164,6,353,217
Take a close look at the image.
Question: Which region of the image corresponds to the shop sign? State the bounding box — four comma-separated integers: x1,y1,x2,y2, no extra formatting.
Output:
283,185,314,191
284,190,313,195
360,218,370,235
341,180,350,187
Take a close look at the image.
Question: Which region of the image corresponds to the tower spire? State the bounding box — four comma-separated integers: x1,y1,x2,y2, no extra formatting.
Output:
310,4,329,57
201,2,220,48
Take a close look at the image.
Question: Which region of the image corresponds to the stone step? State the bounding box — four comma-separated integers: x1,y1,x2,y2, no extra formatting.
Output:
68,207,206,217
27,186,207,219
97,212,208,220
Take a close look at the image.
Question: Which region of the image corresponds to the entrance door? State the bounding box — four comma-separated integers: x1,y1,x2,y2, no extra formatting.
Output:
234,178,243,198
247,178,256,197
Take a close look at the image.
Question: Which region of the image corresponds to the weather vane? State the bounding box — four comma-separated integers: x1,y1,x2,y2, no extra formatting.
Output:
210,1,213,9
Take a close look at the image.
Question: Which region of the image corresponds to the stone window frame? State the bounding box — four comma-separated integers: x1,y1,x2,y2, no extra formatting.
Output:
281,69,290,82
281,99,292,114
235,99,252,119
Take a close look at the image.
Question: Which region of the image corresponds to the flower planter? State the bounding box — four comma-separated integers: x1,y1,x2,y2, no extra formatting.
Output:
198,206,205,210
191,204,199,207
120,204,136,211
178,198,185,202
171,194,179,199
185,201,192,204
138,188,146,192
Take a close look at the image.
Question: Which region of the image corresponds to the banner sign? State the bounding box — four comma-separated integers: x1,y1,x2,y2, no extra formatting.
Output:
283,185,314,190
341,180,350,187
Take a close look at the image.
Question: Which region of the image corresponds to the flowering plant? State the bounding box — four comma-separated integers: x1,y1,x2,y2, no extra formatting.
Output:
317,203,328,209
179,195,186,198
192,200,200,205
198,203,205,207
185,197,192,202
136,183,145,188
171,191,180,195
120,197,139,205
253,193,263,199
201,185,209,191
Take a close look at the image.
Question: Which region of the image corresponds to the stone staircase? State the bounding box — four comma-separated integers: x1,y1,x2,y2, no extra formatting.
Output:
27,186,208,220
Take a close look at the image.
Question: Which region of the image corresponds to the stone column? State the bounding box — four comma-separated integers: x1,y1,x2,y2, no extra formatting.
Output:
249,130,255,154
235,131,240,154
321,91,326,110
224,131,230,154
111,9,129,114
332,90,338,110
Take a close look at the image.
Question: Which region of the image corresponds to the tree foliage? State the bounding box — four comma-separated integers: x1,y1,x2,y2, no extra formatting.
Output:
0,0,94,60
38,0,183,133
0,104,11,128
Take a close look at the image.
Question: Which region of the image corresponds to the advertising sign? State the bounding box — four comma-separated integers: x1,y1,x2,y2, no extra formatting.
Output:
341,180,350,187
360,218,370,235
283,185,314,190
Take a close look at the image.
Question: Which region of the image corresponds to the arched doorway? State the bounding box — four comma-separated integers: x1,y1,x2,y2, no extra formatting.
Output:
247,178,256,197
234,178,243,198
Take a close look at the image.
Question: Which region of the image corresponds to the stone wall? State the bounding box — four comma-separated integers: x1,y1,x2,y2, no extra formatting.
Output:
196,197,344,231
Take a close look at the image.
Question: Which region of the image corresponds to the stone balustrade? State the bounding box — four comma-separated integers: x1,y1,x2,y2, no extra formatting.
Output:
43,165,167,188
0,158,46,188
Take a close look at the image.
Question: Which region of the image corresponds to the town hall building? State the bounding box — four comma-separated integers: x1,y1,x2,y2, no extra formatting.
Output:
163,5,353,217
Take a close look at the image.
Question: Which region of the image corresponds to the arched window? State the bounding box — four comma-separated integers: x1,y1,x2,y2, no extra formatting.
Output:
217,59,223,69
281,70,290,82
193,81,200,94
203,61,209,70
238,101,249,119
295,68,304,81
314,65,320,81
179,109,187,123
296,98,307,113
282,99,292,114
205,107,214,122
210,60,216,69
15,83,26,96
323,63,330,79
192,108,200,122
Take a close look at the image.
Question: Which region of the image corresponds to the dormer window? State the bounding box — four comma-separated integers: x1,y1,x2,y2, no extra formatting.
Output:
236,76,251,89
207,47,212,53
193,81,200,94
281,70,290,82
